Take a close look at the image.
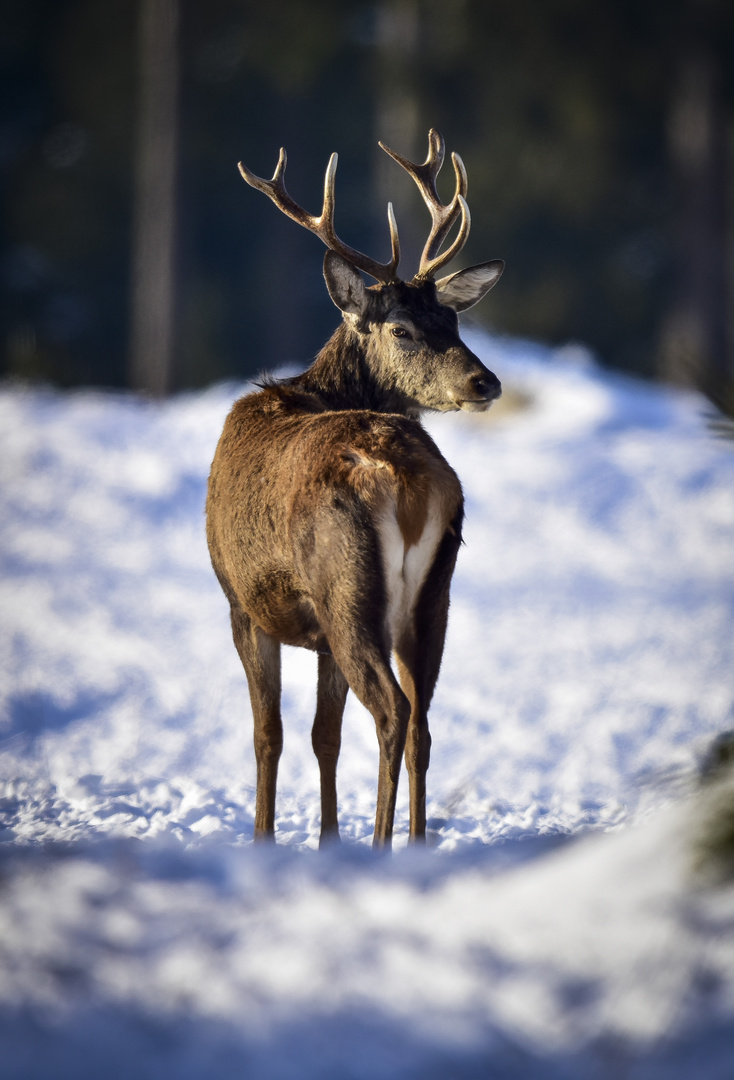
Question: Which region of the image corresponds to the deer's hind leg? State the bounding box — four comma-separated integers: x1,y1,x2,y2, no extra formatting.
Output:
312,652,349,846
303,500,411,848
328,633,410,849
395,525,461,843
230,606,282,840
314,601,410,850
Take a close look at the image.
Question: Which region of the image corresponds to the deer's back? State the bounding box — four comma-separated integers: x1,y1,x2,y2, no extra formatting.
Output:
206,385,463,649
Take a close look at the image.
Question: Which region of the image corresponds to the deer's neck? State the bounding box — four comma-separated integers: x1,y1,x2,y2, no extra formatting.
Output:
287,323,413,416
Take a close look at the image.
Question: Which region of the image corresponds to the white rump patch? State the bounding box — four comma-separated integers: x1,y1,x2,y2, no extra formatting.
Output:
376,494,444,649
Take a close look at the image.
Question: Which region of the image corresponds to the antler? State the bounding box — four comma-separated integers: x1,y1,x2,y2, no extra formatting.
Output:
379,128,470,280
238,149,401,284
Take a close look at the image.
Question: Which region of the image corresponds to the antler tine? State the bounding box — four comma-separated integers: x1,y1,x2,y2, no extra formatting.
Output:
238,149,400,284
421,189,471,279
379,128,447,219
379,128,470,280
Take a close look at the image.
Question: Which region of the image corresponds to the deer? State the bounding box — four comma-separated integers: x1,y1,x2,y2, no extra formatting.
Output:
206,129,503,849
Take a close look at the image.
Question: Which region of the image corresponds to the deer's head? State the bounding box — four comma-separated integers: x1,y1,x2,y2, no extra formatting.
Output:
239,129,503,414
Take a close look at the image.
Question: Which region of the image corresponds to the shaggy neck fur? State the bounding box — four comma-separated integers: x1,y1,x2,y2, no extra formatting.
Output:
286,322,416,416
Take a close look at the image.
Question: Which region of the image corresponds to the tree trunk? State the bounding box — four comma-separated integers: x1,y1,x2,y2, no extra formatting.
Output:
129,0,180,395
659,39,731,411
373,0,423,275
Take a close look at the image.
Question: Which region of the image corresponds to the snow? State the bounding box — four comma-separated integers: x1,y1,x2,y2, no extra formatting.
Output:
1,331,733,1077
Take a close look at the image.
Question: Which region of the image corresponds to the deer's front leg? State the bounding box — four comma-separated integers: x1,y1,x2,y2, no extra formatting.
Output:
230,608,282,840
312,652,349,845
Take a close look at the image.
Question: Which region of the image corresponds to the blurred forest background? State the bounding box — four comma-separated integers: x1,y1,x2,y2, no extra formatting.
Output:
1,0,733,404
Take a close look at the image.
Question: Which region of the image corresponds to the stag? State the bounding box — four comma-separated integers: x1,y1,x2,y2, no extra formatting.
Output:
206,129,503,848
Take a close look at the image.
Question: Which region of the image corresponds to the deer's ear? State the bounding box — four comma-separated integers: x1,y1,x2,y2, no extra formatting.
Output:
435,260,504,312
323,251,368,316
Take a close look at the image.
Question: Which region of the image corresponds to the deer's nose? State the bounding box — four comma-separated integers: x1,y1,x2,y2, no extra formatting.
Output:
469,371,502,402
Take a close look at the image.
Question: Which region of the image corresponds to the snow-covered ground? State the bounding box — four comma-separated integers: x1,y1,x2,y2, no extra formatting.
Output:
1,332,733,1077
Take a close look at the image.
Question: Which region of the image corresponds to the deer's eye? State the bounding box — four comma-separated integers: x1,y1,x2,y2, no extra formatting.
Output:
391,326,411,340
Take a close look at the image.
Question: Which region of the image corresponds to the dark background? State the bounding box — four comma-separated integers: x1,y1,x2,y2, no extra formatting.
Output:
1,0,732,403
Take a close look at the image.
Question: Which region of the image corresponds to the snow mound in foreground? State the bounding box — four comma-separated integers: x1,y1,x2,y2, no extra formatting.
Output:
1,787,733,1079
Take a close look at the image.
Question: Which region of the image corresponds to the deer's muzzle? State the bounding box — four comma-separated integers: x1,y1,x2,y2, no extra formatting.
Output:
448,368,502,412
